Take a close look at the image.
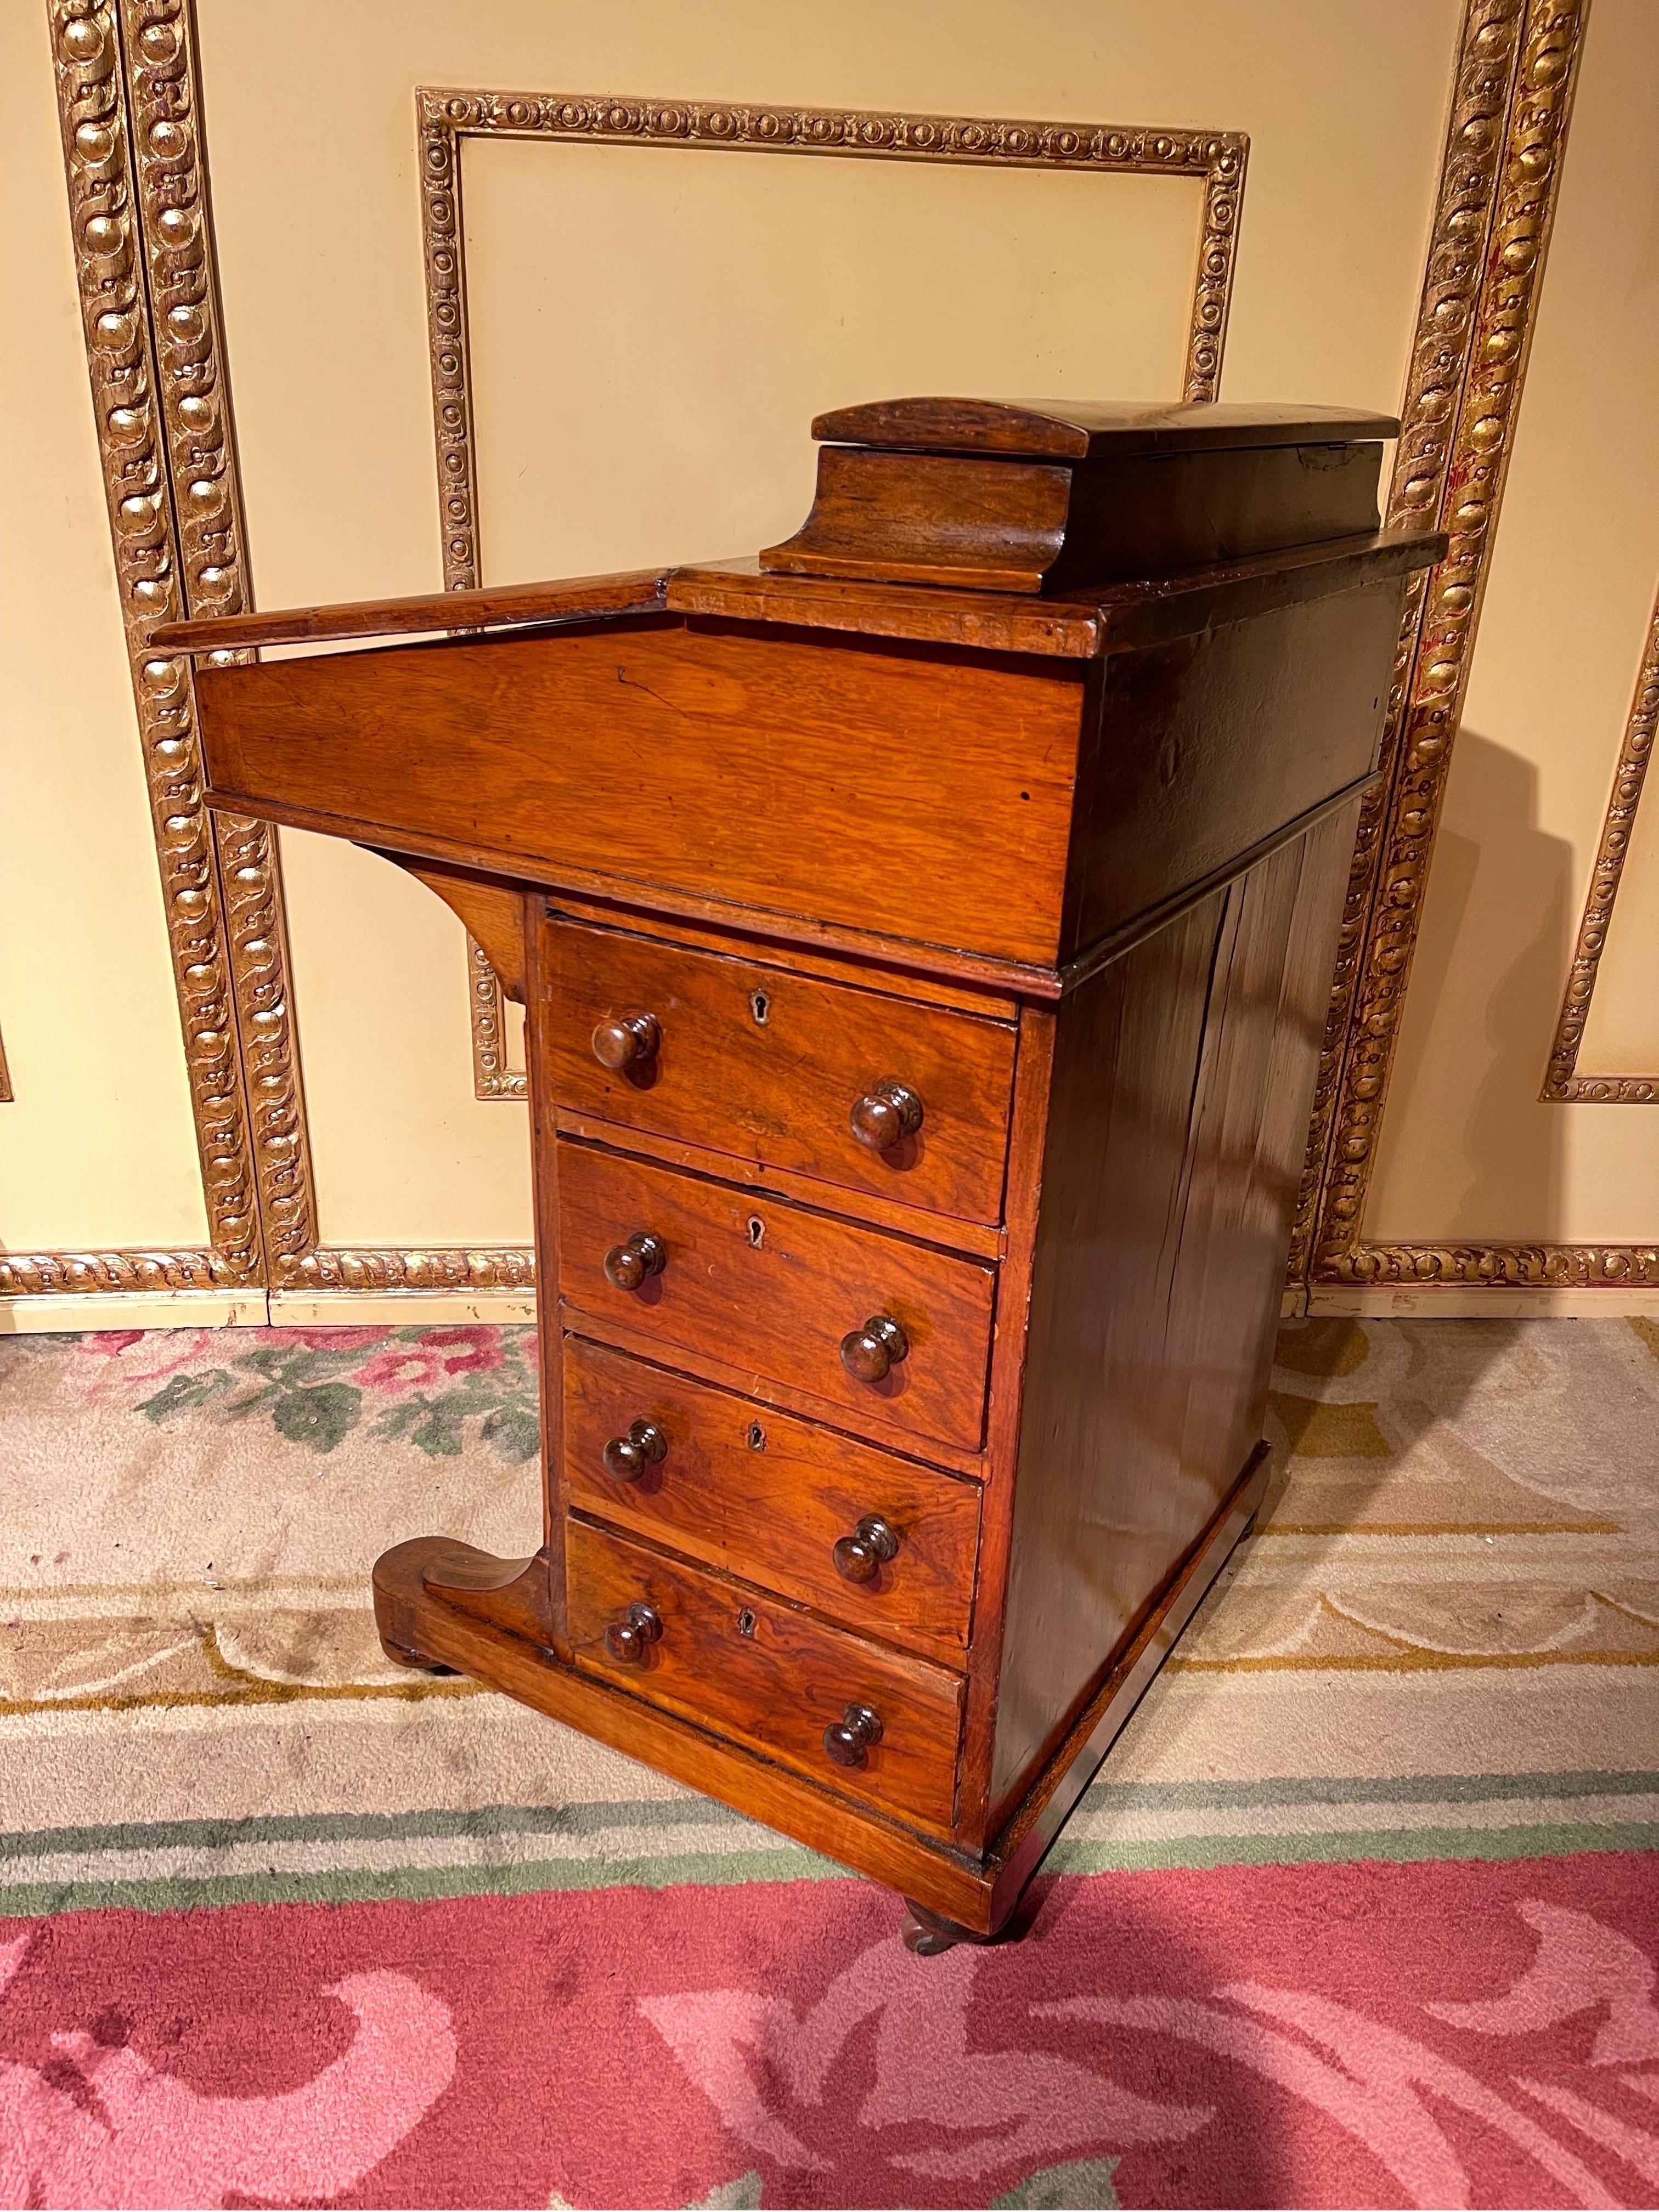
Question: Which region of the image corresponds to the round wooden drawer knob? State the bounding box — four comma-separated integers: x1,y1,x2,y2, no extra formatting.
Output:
850,1080,923,1151
603,1230,667,1291
603,1419,668,1482
592,1011,659,1071
822,1702,884,1769
604,1602,663,1665
832,1515,899,1583
839,1314,909,1383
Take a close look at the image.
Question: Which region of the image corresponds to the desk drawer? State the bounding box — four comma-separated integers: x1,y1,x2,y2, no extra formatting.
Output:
556,1144,995,1455
563,1338,980,1667
543,917,1016,1228
566,1518,963,1835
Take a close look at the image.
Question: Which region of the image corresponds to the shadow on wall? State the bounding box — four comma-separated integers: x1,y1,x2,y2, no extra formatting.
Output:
1379,728,1575,1242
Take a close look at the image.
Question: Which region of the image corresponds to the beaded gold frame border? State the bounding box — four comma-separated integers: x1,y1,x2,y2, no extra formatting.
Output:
12,0,300,1299
1289,0,1659,1297
30,0,533,1301
1541,582,1659,1106
416,88,1248,1096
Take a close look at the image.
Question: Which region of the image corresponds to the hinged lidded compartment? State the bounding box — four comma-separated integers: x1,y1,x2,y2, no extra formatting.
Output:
759,396,1398,593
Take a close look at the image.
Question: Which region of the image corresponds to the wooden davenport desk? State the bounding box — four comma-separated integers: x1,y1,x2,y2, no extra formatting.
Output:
160,398,1441,1952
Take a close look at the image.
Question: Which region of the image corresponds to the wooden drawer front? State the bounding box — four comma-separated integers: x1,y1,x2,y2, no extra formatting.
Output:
556,1146,995,1454
566,1519,962,1834
563,1339,980,1667
544,918,1015,1228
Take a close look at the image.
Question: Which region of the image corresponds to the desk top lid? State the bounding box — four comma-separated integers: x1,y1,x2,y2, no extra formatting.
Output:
809,396,1398,461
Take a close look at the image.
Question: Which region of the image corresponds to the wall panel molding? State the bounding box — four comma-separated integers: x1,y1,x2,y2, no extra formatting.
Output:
418,86,1249,1089
1288,0,1649,1295
1542,580,1659,1104
10,0,306,1301
468,934,527,1101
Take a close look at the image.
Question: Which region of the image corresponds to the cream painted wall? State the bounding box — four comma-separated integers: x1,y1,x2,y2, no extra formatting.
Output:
192,0,1462,1254
0,3,209,1257
1365,0,1659,1246
464,145,1201,584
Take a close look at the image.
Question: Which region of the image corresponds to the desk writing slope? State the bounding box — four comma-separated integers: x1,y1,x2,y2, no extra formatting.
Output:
158,395,1441,1950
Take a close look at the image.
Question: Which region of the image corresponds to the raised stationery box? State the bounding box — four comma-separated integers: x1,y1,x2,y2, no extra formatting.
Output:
157,396,1443,1953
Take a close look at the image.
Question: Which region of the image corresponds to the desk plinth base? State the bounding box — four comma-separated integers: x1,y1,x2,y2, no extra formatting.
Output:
371,1446,1268,1945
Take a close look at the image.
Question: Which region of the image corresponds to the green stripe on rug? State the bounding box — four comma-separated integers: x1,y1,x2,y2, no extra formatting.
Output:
0,1846,850,1920
1047,1822,1659,1874
3,1768,1652,1863
0,1772,1654,1917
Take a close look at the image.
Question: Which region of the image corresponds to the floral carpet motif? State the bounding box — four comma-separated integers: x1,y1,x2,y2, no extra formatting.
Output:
112,1322,540,1462
0,1314,1655,2205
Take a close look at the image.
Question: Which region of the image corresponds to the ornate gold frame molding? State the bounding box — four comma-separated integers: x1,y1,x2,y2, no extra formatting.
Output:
416,88,1249,1090
1286,0,1659,1295
13,0,304,1301
33,0,542,1303
467,935,527,1102
1542,582,1659,1105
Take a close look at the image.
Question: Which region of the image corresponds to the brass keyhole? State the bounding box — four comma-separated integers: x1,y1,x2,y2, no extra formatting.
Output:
747,1421,766,1451
747,1215,765,1248
750,991,770,1026
736,1608,758,1638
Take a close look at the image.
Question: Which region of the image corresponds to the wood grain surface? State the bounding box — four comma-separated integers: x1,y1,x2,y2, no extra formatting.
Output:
564,1518,964,1835
555,1142,997,1455
989,810,1356,1813
541,915,1016,1229
194,619,1085,969
563,1337,980,1667
153,568,669,652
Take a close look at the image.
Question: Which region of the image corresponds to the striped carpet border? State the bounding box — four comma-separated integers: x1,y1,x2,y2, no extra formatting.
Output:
1,1772,1652,1919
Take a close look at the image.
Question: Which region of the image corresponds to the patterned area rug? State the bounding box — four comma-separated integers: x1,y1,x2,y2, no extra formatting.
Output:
1,1315,1655,2208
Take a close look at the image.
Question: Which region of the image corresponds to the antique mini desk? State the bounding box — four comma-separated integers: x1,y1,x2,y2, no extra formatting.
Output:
159,398,1440,1951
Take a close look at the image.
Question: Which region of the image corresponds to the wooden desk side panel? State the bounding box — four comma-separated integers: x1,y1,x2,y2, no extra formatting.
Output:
194,621,1084,970
988,804,1355,1812
1059,579,1405,962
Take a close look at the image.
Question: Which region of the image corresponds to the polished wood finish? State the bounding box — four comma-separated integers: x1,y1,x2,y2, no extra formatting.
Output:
396,860,529,1002
151,567,670,653
194,621,1086,971
849,1083,925,1153
989,815,1354,1814
764,419,1386,596
982,1444,1269,1930
562,1338,979,1666
564,1519,964,1835
590,1010,659,1072
839,1315,909,1384
556,1142,996,1455
764,446,1074,592
1058,582,1401,960
553,1108,1005,1260
832,1517,900,1586
601,1229,667,1293
542,916,1016,1228
809,396,1398,460
369,1428,1264,1939
173,393,1441,1950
